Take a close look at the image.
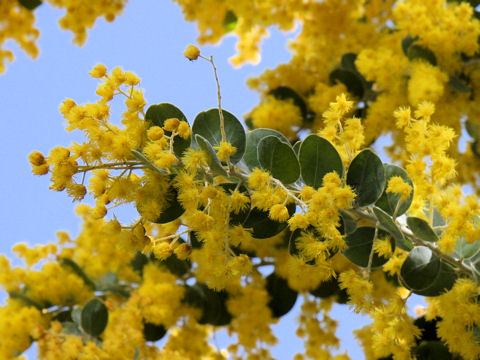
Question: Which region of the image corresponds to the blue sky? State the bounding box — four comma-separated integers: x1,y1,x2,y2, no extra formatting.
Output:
0,1,419,358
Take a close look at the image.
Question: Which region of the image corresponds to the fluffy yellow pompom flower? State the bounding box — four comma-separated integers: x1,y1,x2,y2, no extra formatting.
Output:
164,118,180,132
386,176,412,201
250,96,303,139
177,121,191,139
174,243,192,260
184,44,200,60
153,242,173,260
248,168,271,190
147,126,165,141
89,63,107,78
269,204,290,222
215,141,237,161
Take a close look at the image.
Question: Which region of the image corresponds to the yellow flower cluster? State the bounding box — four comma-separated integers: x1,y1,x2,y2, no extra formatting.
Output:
0,1,128,73
250,96,303,139
174,0,480,193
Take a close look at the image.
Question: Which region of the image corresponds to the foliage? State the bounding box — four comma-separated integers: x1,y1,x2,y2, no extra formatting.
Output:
3,1,480,360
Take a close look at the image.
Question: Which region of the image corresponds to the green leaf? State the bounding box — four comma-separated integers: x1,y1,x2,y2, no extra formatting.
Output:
183,283,232,326
293,141,302,155
448,75,470,93
407,217,439,243
81,298,109,337
400,246,457,296
195,134,228,177
242,202,296,239
143,322,167,342
153,184,185,223
133,348,140,360
72,308,82,325
375,164,414,217
400,246,439,291
346,149,385,207
145,103,191,157
192,108,246,164
299,134,344,188
223,10,238,33
268,86,308,118
414,316,441,342
244,128,289,170
59,258,96,290
266,273,298,318
160,251,191,277
130,252,149,275
258,135,300,184
61,321,82,336
413,341,453,360
466,119,480,140
18,0,42,10
9,291,43,310
339,210,357,235
455,237,480,260
401,35,418,56
310,276,339,299
329,68,365,98
131,149,167,175
373,206,408,251
340,53,359,73
343,227,390,268
407,44,437,66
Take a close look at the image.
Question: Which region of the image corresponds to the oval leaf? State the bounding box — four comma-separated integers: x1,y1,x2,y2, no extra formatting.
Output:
310,276,339,299
183,283,232,326
448,75,470,93
407,217,439,243
154,184,185,224
242,202,296,239
375,164,413,216
244,128,289,170
407,45,437,66
329,68,365,98
266,273,298,318
373,206,409,251
413,261,457,297
346,149,385,207
269,86,308,118
401,35,418,56
143,322,167,342
455,237,480,260
343,227,389,268
145,103,191,157
299,134,344,188
195,134,228,177
81,298,109,337
192,108,246,164
258,135,300,184
19,0,42,10
339,210,357,235
400,246,439,290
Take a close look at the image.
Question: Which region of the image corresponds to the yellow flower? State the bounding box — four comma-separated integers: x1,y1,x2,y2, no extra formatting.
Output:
184,44,200,60
164,117,180,132
153,242,173,260
386,176,412,201
215,141,237,161
268,204,290,222
89,63,107,78
147,126,165,141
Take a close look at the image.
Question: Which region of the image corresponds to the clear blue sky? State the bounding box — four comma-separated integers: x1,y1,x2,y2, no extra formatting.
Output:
0,1,426,358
